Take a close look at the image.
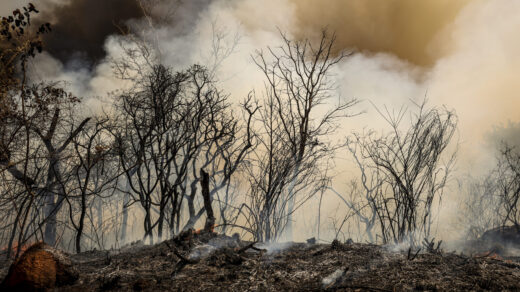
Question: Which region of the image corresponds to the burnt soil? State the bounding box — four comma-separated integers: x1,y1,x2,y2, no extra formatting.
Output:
3,233,520,291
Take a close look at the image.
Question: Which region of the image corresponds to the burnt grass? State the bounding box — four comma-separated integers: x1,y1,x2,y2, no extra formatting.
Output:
4,233,520,291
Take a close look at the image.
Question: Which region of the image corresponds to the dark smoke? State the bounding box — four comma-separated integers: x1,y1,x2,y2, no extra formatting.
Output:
41,0,144,66
37,0,216,66
288,0,470,67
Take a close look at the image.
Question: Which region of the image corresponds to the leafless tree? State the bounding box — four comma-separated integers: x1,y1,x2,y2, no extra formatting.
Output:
181,94,257,233
0,83,91,254
348,101,457,245
57,117,121,253
240,30,358,241
329,181,379,243
113,62,256,243
495,143,520,231
114,64,188,243
110,12,245,242
457,174,502,240
0,4,53,258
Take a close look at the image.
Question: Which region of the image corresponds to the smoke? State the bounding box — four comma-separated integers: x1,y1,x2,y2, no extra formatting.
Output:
39,0,144,65
427,0,520,170
283,0,520,241
1,0,144,65
4,0,520,243
288,0,471,66
0,0,43,14
488,122,520,151
291,0,520,172
24,0,219,111
9,0,520,155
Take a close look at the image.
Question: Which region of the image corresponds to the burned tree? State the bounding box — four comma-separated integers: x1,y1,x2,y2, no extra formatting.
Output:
114,64,189,243
329,176,380,243
242,30,358,242
495,143,520,230
457,174,502,240
181,93,257,233
29,89,90,247
0,4,54,257
59,117,120,253
114,62,256,243
348,101,457,245
0,82,92,258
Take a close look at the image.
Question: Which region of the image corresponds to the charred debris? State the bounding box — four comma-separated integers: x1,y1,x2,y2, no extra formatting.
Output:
3,229,520,291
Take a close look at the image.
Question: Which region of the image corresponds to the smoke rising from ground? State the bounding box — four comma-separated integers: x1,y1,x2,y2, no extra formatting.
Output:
427,0,520,170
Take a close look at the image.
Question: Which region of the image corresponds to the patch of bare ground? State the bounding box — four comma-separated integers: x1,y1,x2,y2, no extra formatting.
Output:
3,233,520,291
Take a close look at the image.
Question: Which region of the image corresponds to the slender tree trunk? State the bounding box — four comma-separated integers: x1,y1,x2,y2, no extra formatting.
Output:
120,171,135,242
6,198,27,259
143,202,154,244
95,180,102,232
76,192,87,253
266,211,271,242
121,167,138,244
285,161,301,241
43,157,62,246
157,199,166,241
317,191,323,242
43,190,57,246
182,182,198,231
121,192,130,242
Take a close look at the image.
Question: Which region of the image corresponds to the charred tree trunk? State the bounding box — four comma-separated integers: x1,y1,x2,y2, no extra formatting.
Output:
200,169,215,232
182,180,204,231
120,169,136,242
75,191,87,253
43,157,62,247
120,189,130,241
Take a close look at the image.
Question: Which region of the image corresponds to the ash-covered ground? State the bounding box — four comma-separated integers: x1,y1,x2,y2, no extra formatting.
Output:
3,232,520,291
